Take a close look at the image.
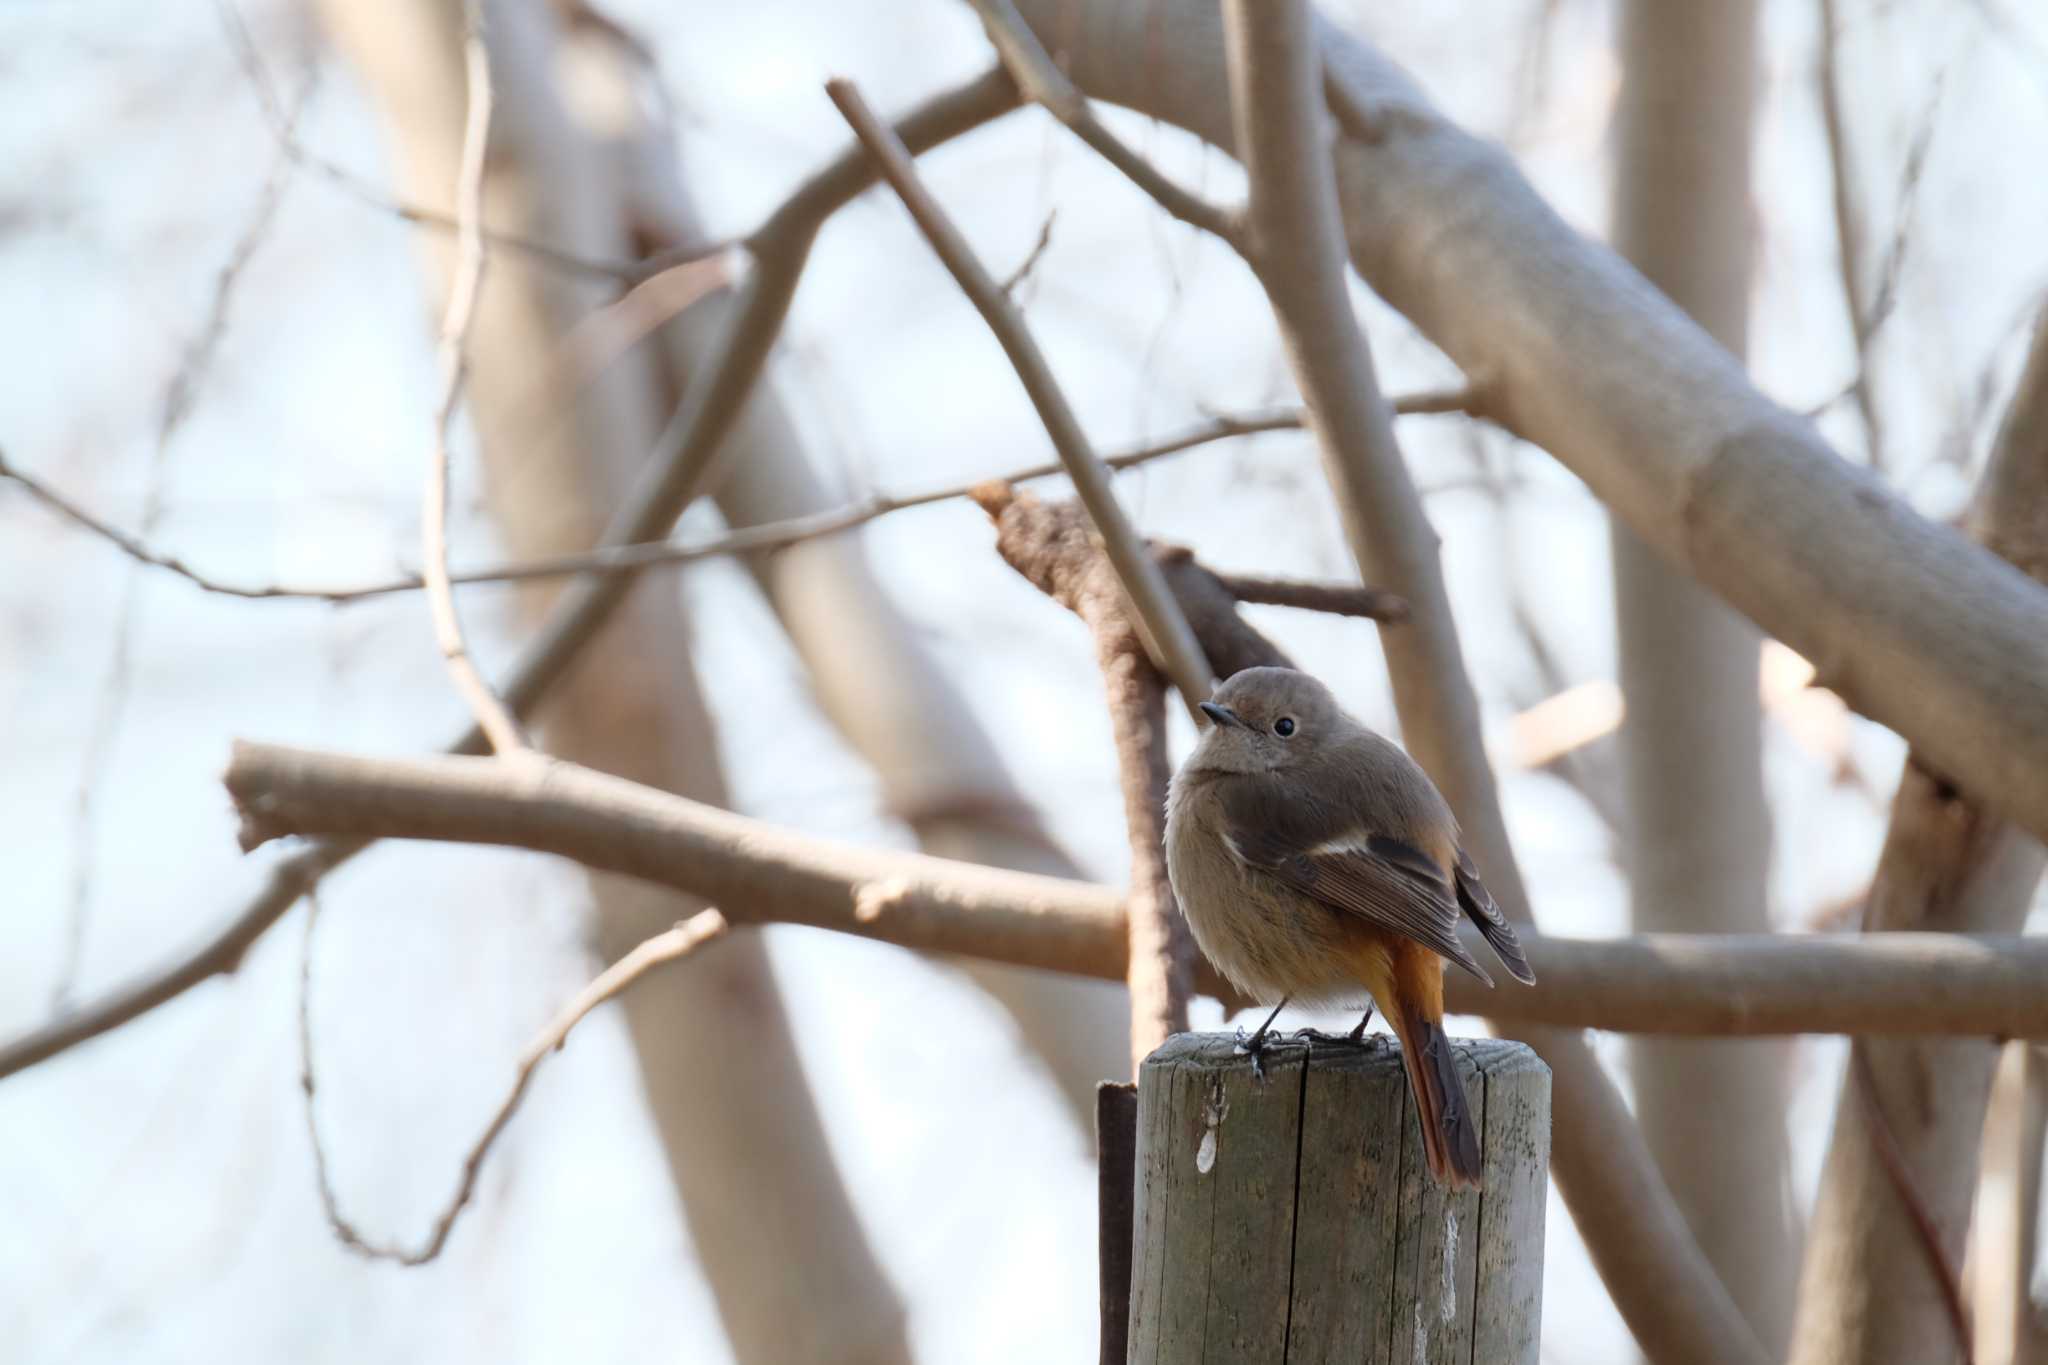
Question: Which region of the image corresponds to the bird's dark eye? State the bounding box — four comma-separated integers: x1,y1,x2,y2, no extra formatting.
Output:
1274,717,1296,738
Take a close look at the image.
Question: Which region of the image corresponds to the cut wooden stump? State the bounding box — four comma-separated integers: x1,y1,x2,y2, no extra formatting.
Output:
1126,1032,1548,1362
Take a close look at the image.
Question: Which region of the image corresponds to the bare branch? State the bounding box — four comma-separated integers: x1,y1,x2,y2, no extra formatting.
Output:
1816,0,1890,471
1097,644,1188,1065
2015,1045,2048,1365
0,68,1023,1086
217,738,2048,1039
1864,72,1946,348
828,73,1213,1047
528,254,735,427
963,0,1245,246
826,76,1216,716
1211,573,1407,621
418,1,527,757
1223,2,1765,1361
3,391,1474,606
998,209,1057,297
214,0,719,283
1845,1042,1973,1357
300,896,728,1265
1790,307,2048,1365
969,491,1205,1060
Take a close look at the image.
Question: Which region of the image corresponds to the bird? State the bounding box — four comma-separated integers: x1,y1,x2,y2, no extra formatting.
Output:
1164,665,1534,1189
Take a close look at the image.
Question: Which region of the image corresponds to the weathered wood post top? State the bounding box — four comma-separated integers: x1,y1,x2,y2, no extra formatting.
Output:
1128,1032,1549,1363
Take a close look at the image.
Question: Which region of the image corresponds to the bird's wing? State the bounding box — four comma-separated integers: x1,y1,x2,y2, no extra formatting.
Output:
1215,781,1494,985
1453,848,1536,985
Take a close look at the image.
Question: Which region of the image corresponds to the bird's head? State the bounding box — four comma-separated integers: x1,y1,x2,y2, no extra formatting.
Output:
1188,666,1347,776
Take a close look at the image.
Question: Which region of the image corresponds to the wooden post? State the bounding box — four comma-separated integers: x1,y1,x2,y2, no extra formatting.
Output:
1127,1032,1549,1362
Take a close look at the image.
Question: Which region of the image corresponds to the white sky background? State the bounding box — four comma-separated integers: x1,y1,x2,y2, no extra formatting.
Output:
3,0,2047,1360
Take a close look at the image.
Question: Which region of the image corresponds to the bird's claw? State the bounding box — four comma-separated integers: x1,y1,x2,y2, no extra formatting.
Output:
1292,1026,1362,1046
1233,1025,1272,1082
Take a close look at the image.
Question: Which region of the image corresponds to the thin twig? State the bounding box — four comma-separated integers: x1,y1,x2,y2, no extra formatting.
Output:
1817,0,1889,471
420,3,526,757
55,68,311,1013
0,69,1025,1087
214,0,716,283
0,394,1471,606
300,895,728,1265
999,209,1058,296
1863,71,1946,350
827,77,1216,716
1212,573,1407,621
964,0,1245,247
529,254,734,425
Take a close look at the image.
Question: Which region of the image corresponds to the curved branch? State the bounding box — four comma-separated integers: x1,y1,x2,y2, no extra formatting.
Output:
300,902,729,1265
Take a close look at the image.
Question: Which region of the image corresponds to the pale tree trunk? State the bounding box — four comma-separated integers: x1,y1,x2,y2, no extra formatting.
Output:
2017,1045,2048,1365
1607,2,1795,1354
1788,317,2048,1365
314,3,911,1361
570,24,1133,1116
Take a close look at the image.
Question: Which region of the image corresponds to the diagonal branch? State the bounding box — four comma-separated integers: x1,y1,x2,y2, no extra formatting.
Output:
827,75,1215,1052
0,68,1023,1086
1816,0,1889,470
418,0,527,757
962,0,1246,247
826,77,1216,718
1221,2,1765,1362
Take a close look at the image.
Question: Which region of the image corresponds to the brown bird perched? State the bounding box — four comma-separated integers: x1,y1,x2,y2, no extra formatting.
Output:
1165,666,1535,1189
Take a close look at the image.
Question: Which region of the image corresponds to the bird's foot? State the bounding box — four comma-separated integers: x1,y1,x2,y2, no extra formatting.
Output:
1292,1027,1367,1047
1232,1026,1273,1082
1347,1006,1374,1043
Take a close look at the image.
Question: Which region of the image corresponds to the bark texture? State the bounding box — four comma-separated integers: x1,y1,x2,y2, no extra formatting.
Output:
1128,1033,1549,1362
1608,3,1794,1352
1788,316,2048,1365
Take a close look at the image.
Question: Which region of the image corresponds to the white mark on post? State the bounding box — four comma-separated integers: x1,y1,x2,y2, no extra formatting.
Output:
1195,1079,1227,1175
1441,1207,1459,1322
1413,1301,1427,1360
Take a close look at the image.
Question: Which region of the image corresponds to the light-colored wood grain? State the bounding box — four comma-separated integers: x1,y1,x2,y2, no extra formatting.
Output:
1128,1032,1548,1362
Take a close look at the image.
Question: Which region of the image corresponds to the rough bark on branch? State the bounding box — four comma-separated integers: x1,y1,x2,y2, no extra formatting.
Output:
970,485,1225,1066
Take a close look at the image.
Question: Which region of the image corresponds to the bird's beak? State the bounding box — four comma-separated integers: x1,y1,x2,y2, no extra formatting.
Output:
1199,701,1243,729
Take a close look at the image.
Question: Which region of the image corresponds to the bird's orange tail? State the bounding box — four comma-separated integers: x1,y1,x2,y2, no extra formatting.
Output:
1388,993,1483,1191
